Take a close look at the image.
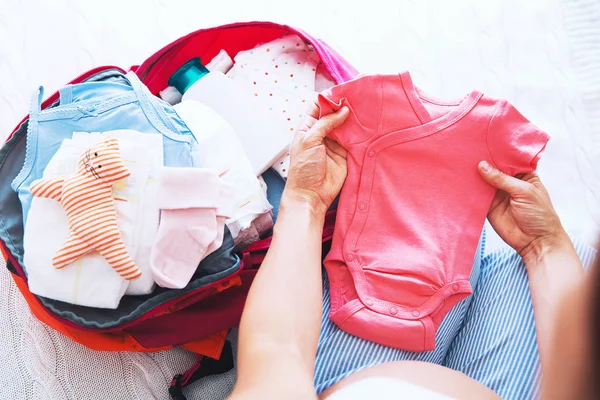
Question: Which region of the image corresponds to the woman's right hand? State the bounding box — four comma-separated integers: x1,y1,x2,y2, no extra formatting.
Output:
478,161,570,263
284,104,349,216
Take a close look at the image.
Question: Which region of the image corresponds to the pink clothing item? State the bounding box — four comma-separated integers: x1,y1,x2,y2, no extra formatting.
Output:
319,72,549,352
207,181,235,257
151,167,219,289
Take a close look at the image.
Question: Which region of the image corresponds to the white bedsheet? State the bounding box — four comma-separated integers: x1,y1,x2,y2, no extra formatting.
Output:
0,0,598,398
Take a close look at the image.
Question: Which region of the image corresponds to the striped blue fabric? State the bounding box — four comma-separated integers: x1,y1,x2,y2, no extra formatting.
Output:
445,240,597,399
313,231,486,392
313,232,597,399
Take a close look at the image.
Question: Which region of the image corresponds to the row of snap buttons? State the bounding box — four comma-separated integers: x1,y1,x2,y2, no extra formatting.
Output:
363,301,419,318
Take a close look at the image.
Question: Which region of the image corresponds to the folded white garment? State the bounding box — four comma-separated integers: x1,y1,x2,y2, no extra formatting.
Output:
73,131,163,295
227,34,320,179
206,49,234,74
175,100,272,238
24,131,161,308
158,86,183,106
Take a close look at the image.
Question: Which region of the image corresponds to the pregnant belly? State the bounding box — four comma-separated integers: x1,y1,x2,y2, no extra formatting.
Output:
321,361,499,399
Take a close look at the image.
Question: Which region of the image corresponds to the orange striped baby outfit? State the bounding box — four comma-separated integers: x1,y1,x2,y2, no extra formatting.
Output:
30,136,142,280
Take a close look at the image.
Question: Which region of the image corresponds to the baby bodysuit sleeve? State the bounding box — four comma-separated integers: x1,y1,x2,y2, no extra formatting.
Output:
317,75,383,147
486,100,550,176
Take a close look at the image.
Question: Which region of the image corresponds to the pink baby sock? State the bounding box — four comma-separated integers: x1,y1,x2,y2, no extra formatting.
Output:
151,167,219,289
206,180,235,256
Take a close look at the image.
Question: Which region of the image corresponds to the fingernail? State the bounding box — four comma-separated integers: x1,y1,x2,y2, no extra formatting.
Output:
339,106,349,114
480,161,492,173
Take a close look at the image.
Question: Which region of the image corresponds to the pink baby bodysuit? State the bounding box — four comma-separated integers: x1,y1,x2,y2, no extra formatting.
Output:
319,72,549,352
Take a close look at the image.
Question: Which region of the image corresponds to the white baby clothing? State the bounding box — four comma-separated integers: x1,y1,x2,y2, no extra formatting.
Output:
174,100,272,239
159,86,183,106
151,167,220,289
227,34,320,178
24,134,152,308
315,61,337,92
73,131,163,295
206,179,235,256
205,49,234,74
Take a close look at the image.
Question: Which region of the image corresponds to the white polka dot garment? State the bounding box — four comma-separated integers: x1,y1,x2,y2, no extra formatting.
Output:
227,34,319,178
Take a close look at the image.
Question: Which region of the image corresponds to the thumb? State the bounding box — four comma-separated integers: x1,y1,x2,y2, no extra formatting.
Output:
308,106,350,140
478,161,529,195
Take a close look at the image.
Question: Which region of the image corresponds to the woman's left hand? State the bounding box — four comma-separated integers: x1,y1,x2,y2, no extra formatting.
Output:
477,161,568,264
284,103,350,215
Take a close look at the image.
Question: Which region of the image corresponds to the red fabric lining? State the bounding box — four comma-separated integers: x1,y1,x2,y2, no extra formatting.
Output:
135,21,358,94
10,267,227,358
138,23,291,94
2,239,244,333
124,270,257,348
